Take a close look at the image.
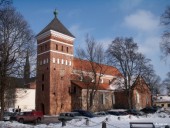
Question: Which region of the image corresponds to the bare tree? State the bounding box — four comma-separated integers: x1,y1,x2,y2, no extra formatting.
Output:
0,4,34,120
141,64,161,95
162,72,170,94
75,34,108,111
107,37,151,109
160,6,170,58
0,0,12,6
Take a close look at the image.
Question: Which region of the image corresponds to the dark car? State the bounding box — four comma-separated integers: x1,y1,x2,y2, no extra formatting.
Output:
58,112,87,121
118,111,128,116
140,107,157,114
125,109,143,116
94,111,108,117
72,110,95,118
107,111,120,116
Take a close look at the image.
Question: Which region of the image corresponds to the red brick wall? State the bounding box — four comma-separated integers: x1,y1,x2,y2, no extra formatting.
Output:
36,33,73,115
114,77,152,110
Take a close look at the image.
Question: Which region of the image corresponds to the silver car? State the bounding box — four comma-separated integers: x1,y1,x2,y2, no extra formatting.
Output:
3,112,14,121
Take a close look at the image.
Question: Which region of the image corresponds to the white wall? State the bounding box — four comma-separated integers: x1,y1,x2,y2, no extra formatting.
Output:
15,88,35,112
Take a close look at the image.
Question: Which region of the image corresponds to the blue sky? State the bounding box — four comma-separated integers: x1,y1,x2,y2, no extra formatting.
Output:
13,0,170,80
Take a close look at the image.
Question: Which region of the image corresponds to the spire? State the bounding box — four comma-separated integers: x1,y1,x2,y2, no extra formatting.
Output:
24,50,30,84
53,9,58,18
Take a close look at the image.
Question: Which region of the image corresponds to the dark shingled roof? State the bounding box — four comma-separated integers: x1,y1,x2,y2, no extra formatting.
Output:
37,17,75,38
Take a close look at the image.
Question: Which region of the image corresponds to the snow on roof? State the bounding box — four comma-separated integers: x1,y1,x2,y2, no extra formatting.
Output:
154,95,170,103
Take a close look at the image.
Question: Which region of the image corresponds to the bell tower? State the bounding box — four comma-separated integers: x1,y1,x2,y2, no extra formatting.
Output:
36,10,75,115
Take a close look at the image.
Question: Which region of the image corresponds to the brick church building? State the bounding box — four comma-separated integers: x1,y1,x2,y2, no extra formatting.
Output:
36,11,151,115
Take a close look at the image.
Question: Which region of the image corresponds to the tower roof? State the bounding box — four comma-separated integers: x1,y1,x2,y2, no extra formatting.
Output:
37,17,75,38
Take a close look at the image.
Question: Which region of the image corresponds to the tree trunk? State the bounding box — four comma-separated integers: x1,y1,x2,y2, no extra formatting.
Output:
128,89,132,109
0,80,5,121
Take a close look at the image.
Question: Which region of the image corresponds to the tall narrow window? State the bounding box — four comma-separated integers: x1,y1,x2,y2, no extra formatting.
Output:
65,60,68,65
40,46,43,52
101,93,105,104
42,74,44,81
45,44,47,50
61,46,63,51
56,44,58,50
146,96,148,104
67,47,69,53
61,59,64,64
57,58,60,64
136,91,140,103
53,58,55,63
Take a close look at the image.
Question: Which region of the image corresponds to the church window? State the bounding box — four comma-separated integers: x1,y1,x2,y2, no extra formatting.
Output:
61,59,64,64
136,91,140,103
45,44,47,50
53,58,55,63
65,60,68,65
43,59,46,64
112,94,115,104
101,93,105,104
46,58,48,63
56,44,58,50
69,61,72,66
40,60,42,65
57,58,60,64
146,96,149,104
61,46,64,51
67,47,69,53
40,46,43,52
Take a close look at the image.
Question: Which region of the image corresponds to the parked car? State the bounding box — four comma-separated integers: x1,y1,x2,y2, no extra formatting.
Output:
118,111,128,116
140,107,157,114
125,109,143,116
9,112,19,121
3,112,15,121
107,111,120,116
58,112,87,121
72,110,95,118
94,111,108,117
10,110,43,124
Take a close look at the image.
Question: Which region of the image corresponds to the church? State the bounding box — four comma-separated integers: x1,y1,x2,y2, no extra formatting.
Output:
35,11,151,115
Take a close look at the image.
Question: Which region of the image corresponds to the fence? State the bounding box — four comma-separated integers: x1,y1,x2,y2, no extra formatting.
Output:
60,116,170,128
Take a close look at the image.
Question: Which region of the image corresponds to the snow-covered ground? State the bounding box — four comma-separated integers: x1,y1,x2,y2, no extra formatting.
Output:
0,113,170,128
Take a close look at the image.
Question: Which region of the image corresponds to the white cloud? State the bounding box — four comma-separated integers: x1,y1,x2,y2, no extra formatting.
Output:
124,10,159,32
138,36,160,55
